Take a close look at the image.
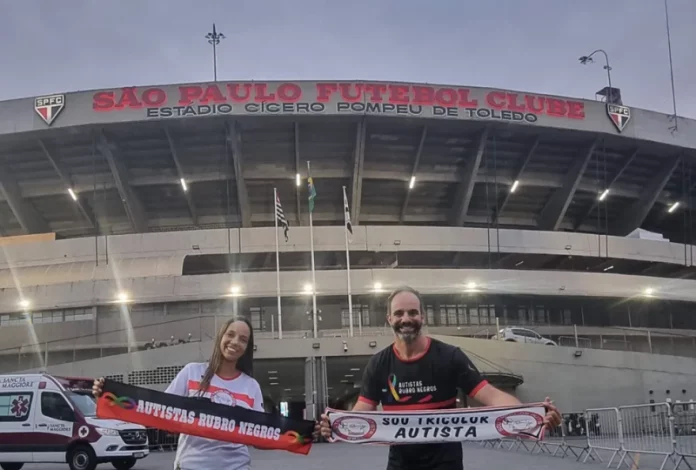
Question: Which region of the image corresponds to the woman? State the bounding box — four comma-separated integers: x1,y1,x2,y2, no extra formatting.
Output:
93,316,264,470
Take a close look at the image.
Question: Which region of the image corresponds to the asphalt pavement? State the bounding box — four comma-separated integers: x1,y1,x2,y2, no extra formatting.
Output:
19,441,639,470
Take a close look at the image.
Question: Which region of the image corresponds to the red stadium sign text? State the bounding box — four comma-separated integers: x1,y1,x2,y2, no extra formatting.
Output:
91,82,585,123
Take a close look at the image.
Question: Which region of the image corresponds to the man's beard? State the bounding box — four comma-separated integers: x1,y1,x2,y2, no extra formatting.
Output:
393,322,421,343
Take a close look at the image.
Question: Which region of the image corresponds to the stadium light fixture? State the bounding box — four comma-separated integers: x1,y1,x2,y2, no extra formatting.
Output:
643,287,655,296
180,178,188,192
67,188,78,201
205,24,226,82
598,189,609,201
303,283,313,294
409,176,416,189
373,282,383,291
603,265,614,272
296,173,301,187
18,299,30,309
117,292,130,303
510,180,519,193
465,282,479,293
229,285,241,296
668,201,680,213
579,49,615,105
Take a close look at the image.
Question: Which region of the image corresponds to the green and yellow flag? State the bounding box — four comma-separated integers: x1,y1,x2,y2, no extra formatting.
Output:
307,176,317,213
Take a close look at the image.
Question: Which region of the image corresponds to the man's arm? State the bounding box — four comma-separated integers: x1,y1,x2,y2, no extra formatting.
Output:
471,383,521,406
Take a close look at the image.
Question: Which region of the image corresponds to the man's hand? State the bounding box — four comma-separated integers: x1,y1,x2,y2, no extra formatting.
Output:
313,414,335,442
542,397,562,429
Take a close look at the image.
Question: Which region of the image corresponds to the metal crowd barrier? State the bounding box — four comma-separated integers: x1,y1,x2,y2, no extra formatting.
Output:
476,401,696,470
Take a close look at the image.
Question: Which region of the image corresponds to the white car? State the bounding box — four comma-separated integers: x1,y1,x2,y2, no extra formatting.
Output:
0,374,149,470
494,327,557,346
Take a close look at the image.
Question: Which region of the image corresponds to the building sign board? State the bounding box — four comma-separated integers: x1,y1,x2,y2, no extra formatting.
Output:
91,82,587,124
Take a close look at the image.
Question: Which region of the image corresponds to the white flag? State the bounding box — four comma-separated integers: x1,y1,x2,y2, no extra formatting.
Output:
343,187,353,242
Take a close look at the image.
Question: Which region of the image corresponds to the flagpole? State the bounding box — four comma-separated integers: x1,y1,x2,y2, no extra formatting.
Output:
307,161,318,339
273,188,283,339
343,186,354,337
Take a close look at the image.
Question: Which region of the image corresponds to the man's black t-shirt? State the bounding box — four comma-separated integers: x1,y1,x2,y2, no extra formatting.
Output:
358,337,488,470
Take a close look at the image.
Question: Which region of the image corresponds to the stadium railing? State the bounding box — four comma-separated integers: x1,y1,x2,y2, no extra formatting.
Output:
477,399,696,470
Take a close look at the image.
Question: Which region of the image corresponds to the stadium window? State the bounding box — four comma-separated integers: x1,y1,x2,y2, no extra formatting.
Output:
249,307,262,330
341,305,369,328
0,314,27,327
361,305,371,327
446,305,458,326
536,306,547,324
457,304,467,325
469,306,479,326
438,306,447,326
425,305,435,326
563,309,572,325
517,306,528,324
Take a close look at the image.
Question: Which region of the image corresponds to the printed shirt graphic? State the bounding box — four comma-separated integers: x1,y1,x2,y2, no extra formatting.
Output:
357,338,489,469
165,362,264,470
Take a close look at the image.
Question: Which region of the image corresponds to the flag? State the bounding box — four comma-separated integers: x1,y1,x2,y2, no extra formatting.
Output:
275,193,289,242
343,186,353,242
307,176,317,213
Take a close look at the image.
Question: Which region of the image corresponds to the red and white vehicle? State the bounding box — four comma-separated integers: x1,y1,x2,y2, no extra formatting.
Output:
0,374,149,470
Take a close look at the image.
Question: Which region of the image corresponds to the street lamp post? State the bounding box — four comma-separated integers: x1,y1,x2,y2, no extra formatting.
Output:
205,24,226,82
579,49,614,104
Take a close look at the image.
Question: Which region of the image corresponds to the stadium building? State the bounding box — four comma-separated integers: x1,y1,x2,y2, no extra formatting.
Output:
0,80,695,419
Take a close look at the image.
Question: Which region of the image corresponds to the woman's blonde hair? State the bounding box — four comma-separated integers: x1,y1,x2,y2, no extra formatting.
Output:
197,315,255,396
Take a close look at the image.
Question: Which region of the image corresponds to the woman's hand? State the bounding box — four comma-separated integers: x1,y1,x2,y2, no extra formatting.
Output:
92,378,105,399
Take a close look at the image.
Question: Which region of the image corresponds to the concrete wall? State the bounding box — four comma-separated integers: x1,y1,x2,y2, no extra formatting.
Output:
23,334,696,414
1,226,694,274
2,265,696,315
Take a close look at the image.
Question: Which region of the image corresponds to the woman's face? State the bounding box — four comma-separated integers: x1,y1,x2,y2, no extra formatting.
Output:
219,320,250,363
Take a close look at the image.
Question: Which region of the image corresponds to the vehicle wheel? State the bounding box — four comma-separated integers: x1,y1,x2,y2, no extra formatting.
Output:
68,445,97,470
1,463,24,470
112,458,137,470
504,339,516,342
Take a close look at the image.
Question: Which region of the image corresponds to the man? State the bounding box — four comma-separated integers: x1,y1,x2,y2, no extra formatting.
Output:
318,286,561,470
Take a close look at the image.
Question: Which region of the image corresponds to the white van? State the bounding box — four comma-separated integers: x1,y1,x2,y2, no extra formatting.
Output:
0,374,149,470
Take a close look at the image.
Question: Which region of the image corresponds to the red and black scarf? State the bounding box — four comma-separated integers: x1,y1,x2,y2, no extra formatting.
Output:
96,379,315,455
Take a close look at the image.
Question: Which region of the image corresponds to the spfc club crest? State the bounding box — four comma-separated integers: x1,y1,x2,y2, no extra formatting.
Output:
34,94,65,126
606,103,631,133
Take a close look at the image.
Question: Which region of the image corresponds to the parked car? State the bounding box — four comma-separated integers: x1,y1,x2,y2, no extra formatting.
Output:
493,327,557,345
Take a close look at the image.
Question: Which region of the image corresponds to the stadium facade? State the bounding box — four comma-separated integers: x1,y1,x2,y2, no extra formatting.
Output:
0,80,695,419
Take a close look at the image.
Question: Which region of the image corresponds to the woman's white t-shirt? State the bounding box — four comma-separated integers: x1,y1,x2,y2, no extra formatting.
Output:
164,362,264,470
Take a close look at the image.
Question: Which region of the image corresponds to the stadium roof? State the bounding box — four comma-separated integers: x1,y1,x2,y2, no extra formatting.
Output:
0,80,694,242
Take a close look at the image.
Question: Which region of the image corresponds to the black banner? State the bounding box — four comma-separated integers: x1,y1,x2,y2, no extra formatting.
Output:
96,380,315,455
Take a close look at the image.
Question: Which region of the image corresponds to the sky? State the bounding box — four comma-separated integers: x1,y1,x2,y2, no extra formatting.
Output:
1,0,695,118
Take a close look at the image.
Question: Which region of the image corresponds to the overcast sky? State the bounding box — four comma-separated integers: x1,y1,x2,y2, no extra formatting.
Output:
1,0,694,118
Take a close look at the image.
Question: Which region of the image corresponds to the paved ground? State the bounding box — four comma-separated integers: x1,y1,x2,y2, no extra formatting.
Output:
16,442,638,470
17,440,696,469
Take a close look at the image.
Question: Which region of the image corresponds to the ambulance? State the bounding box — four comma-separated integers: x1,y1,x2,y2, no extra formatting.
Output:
0,374,149,470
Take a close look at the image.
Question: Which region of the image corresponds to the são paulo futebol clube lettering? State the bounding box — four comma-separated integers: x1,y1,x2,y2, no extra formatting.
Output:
385,415,488,439
135,399,281,440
